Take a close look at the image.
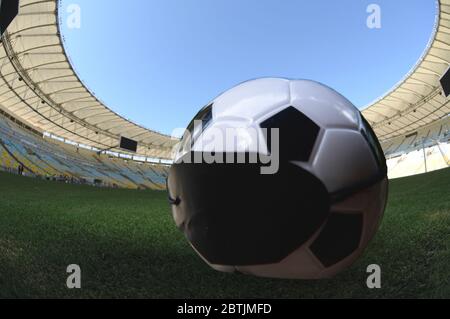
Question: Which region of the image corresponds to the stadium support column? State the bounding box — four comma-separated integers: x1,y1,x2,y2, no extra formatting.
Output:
422,139,428,174
436,142,450,167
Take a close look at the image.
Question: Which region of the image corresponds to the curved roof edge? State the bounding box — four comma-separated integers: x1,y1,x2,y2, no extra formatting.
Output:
55,1,174,147
361,1,441,111
362,0,450,142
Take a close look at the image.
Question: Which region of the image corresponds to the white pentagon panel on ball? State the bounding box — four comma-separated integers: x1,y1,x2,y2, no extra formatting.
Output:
289,80,361,130
212,78,291,123
312,129,379,194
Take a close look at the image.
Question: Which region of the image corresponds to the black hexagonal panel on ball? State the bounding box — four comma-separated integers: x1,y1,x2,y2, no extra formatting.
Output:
260,106,321,162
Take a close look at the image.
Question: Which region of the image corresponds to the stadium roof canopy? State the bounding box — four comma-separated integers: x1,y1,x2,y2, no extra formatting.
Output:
0,0,449,160
0,0,177,159
361,0,450,142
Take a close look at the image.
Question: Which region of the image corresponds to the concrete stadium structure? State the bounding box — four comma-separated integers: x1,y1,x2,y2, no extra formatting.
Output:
0,0,449,183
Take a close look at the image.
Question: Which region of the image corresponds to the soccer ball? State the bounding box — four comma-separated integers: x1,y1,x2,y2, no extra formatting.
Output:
168,78,388,279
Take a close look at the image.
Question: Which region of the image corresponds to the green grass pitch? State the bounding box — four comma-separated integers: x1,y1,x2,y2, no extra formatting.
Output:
0,168,449,298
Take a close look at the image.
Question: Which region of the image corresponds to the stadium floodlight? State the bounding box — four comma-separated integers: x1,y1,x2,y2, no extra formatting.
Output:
167,78,388,279
0,0,19,37
440,65,450,98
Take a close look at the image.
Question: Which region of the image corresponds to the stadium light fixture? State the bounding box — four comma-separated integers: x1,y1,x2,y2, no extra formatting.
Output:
0,0,19,37
440,65,450,98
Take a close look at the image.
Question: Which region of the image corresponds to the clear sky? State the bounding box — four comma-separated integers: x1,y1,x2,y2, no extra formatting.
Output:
60,0,437,135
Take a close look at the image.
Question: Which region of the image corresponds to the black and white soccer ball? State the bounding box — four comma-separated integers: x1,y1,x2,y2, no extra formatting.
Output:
168,78,388,279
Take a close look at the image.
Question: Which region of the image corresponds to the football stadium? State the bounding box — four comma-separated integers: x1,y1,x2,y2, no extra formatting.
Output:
0,0,449,299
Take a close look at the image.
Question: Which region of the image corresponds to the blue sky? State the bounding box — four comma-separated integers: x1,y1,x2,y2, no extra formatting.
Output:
60,0,436,135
